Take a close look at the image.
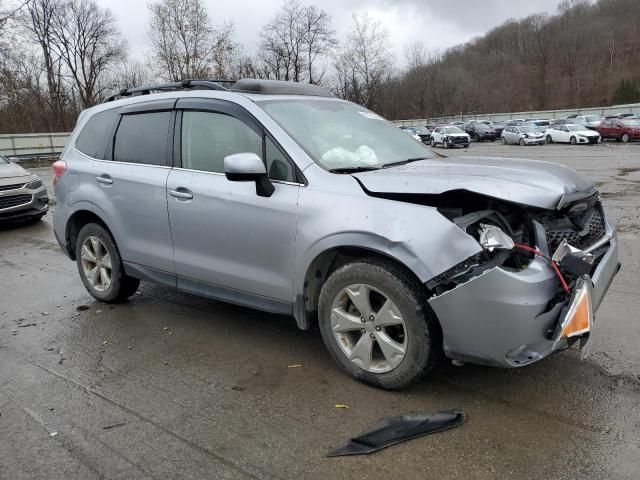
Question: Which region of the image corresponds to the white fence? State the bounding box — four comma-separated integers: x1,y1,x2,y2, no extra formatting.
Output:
0,132,71,159
394,102,640,126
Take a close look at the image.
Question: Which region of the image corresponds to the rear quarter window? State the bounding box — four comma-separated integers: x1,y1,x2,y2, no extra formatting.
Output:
75,108,120,159
113,112,172,166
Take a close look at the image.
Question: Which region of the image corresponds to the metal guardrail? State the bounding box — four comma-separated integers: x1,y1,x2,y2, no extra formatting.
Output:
0,132,71,160
395,102,640,126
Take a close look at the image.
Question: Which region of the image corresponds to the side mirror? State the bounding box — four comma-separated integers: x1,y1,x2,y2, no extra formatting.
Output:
224,153,274,197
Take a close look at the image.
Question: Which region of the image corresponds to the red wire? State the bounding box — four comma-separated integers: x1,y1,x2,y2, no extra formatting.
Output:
513,243,571,294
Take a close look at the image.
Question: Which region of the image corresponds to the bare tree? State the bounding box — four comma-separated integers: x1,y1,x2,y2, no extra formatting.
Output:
50,0,126,108
334,13,392,110
147,0,236,81
259,0,335,83
22,0,67,129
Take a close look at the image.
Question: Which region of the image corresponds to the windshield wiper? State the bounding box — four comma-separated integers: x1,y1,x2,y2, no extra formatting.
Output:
329,166,381,174
382,157,430,169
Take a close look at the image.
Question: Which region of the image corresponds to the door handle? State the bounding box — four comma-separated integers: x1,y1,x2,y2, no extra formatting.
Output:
170,188,193,200
96,175,113,185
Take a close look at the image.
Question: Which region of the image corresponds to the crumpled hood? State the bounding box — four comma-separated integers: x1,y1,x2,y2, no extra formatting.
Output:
352,156,594,209
0,161,30,180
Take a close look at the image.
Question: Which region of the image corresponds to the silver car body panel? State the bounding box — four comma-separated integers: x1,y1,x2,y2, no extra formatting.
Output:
351,156,594,209
0,160,49,220
53,88,620,370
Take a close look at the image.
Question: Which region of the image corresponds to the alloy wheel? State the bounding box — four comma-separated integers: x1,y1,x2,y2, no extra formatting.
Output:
622,133,630,143
80,236,112,292
330,284,407,373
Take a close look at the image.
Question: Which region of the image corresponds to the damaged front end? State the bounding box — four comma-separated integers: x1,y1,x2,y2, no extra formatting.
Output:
421,190,620,368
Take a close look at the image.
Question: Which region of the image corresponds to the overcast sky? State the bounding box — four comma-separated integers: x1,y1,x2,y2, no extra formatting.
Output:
97,0,564,64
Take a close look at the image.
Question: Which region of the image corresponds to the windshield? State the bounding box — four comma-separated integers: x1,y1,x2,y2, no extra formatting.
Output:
520,126,536,133
412,126,429,134
258,99,433,170
444,127,464,134
585,115,601,122
567,125,585,131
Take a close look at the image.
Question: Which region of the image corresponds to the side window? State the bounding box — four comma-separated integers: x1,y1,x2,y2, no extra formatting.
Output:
114,112,171,165
266,137,294,182
181,111,261,174
75,108,120,159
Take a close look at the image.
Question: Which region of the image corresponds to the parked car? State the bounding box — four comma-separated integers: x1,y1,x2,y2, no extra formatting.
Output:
550,118,573,128
522,121,546,133
506,119,526,126
53,78,619,389
573,115,603,129
464,121,498,141
430,126,470,148
0,155,49,222
545,124,601,144
411,126,432,143
501,125,545,145
595,118,640,142
448,121,466,128
533,119,551,131
487,121,506,136
399,126,422,142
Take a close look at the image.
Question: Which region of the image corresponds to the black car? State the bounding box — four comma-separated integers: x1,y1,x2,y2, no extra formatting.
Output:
400,125,431,144
482,120,505,137
464,121,498,141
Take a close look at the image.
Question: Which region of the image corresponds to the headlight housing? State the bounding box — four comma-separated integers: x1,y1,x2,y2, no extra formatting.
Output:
25,178,43,189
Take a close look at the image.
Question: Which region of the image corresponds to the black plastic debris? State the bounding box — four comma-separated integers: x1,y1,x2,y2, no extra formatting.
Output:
327,410,465,457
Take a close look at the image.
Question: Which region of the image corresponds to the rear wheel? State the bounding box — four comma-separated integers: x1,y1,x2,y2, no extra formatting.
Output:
546,135,553,144
76,223,140,303
318,260,441,390
621,133,630,143
570,136,577,145
501,137,507,145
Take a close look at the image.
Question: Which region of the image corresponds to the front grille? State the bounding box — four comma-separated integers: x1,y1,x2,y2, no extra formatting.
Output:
0,194,32,209
452,137,468,144
546,208,606,252
0,182,25,192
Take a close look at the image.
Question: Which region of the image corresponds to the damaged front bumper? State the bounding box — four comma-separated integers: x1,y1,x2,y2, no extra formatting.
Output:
428,223,620,368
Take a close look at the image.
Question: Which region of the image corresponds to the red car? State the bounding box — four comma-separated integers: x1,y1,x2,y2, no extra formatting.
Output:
595,118,640,142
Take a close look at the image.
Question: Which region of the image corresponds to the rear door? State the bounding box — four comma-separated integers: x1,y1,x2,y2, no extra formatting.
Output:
166,98,300,306
93,100,175,274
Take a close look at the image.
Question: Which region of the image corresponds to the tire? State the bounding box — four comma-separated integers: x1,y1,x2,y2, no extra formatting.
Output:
444,141,450,149
76,223,140,303
501,137,507,145
546,135,553,144
621,133,630,143
570,136,577,145
519,138,526,146
318,259,441,390
463,144,469,148
430,138,436,147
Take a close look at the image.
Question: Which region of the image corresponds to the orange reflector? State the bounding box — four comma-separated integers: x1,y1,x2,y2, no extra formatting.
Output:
561,284,592,338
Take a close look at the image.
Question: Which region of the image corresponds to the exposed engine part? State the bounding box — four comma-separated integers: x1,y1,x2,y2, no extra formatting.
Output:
478,224,515,251
552,240,595,276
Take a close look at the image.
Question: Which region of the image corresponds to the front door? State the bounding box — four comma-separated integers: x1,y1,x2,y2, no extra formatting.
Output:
166,100,300,306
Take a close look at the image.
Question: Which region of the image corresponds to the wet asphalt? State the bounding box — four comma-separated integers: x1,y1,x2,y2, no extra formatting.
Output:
1,142,639,480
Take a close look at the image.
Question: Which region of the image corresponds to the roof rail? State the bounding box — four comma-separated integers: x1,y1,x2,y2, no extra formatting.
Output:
103,79,235,103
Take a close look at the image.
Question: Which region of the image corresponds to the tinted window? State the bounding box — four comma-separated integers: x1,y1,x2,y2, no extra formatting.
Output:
76,108,120,159
114,112,171,165
181,111,262,174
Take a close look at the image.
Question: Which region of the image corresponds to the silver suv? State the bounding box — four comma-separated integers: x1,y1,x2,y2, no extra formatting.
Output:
53,79,620,389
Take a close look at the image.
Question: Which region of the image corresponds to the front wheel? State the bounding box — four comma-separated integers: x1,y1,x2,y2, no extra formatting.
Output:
621,133,630,143
318,260,441,390
570,136,577,145
430,138,436,147
546,135,553,144
76,223,140,303
519,138,526,146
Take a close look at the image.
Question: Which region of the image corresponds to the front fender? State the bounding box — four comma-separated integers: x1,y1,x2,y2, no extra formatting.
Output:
293,180,483,300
